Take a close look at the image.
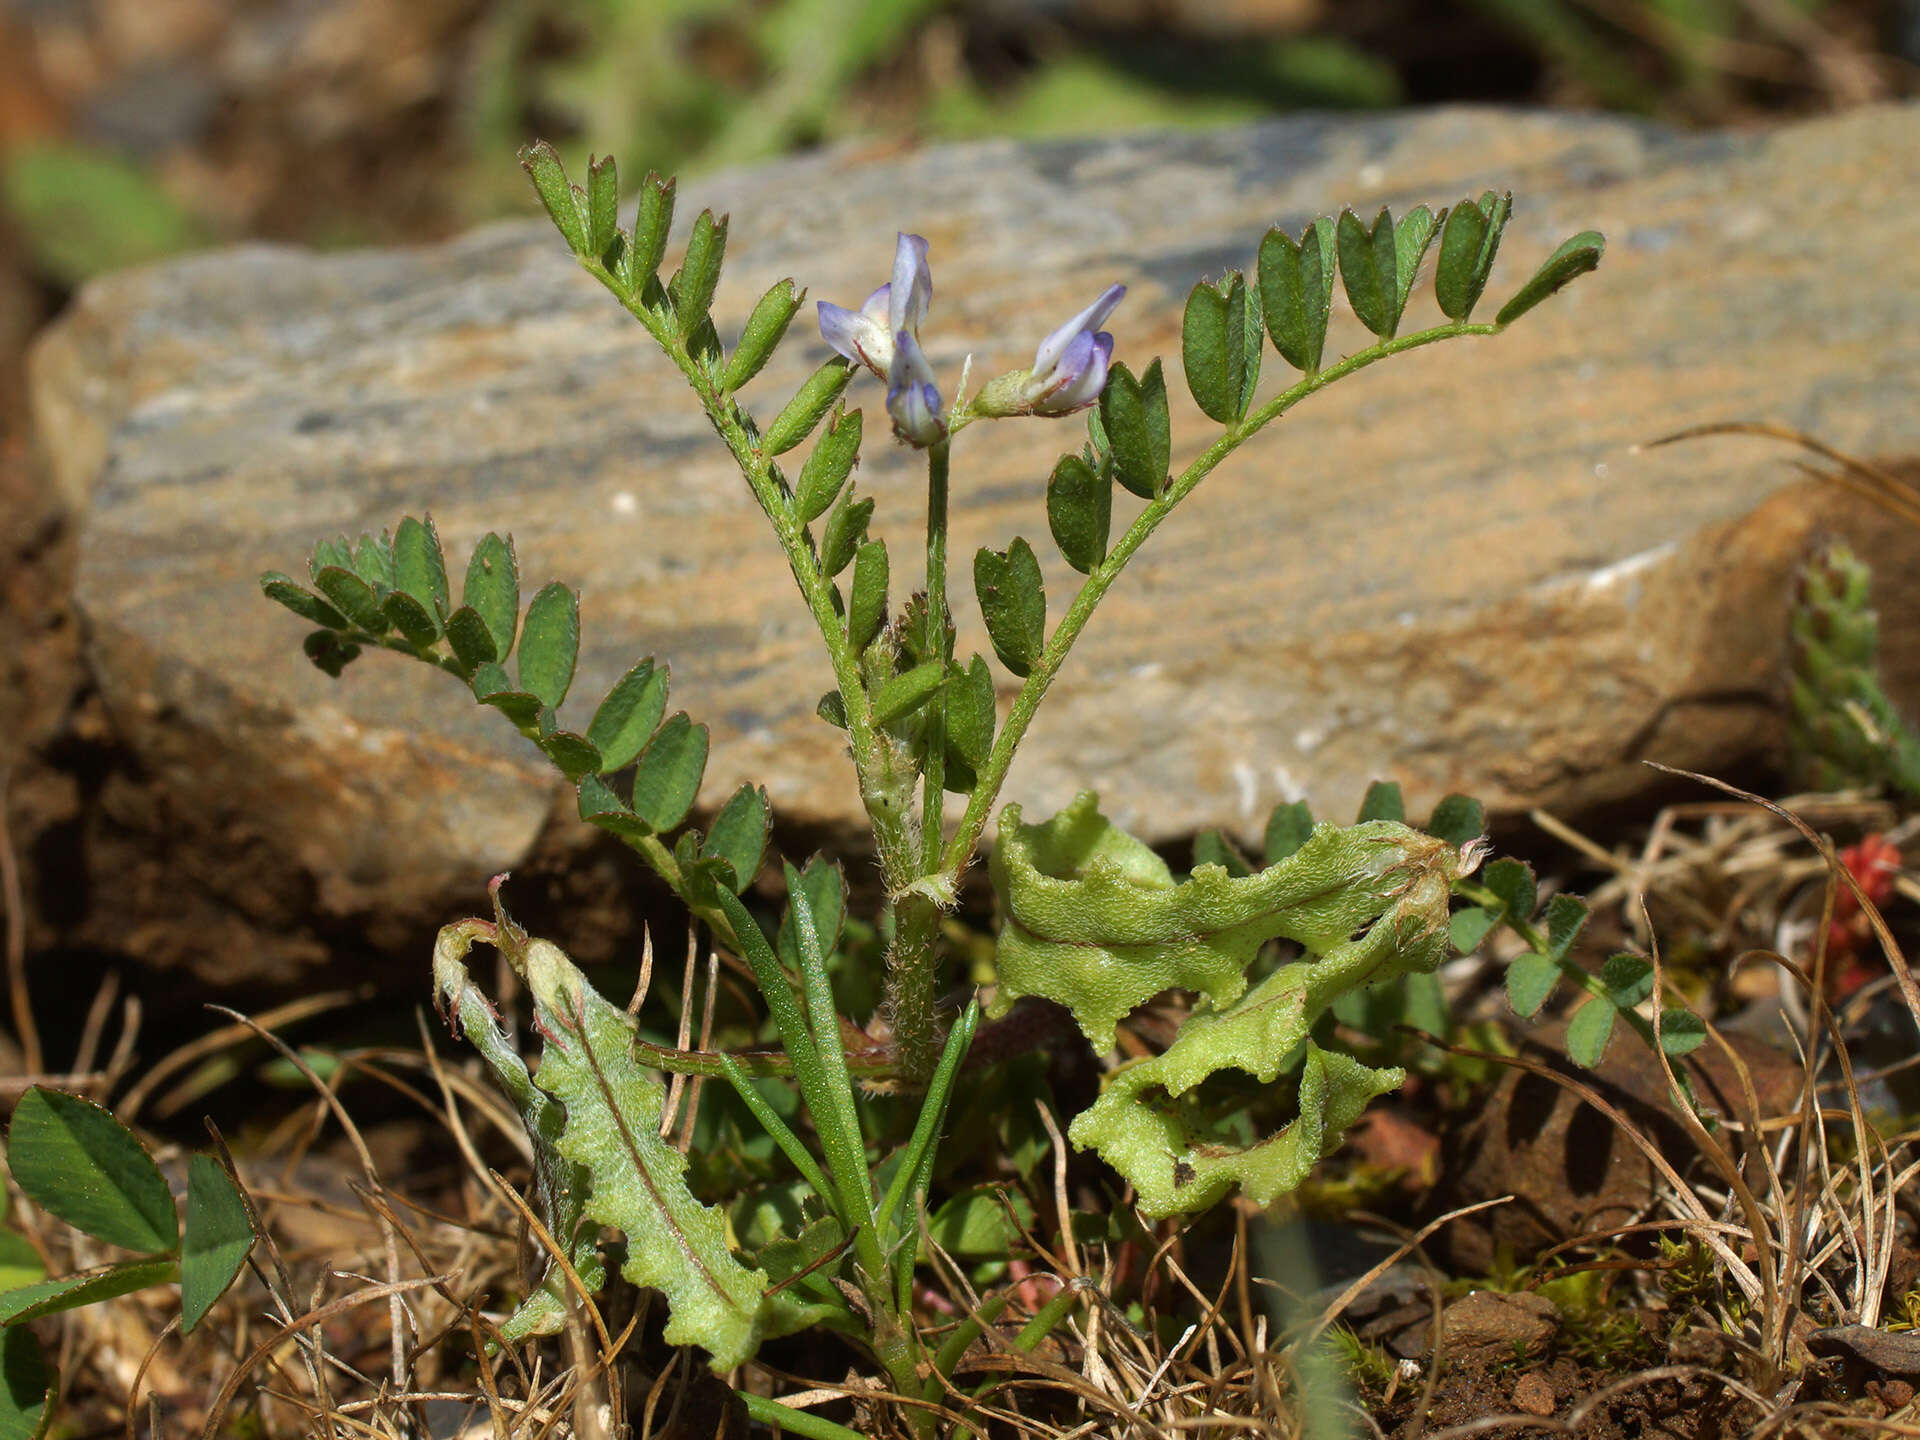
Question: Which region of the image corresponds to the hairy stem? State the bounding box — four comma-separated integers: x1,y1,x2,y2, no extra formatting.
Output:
580,258,921,886
881,440,956,1087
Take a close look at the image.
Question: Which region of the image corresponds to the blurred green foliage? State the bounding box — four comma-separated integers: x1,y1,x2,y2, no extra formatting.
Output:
460,0,1877,216
2,141,204,285
2,0,1888,280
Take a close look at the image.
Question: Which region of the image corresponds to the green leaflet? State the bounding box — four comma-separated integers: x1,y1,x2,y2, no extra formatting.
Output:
519,938,771,1371
988,792,1459,1050
431,924,604,1343
1071,1039,1401,1217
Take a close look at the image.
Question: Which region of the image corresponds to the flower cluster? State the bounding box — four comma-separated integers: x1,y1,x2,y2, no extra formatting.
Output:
817,233,1124,447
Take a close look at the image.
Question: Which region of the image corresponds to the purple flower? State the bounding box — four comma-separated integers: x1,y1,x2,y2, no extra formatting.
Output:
816,233,932,380
969,282,1126,420
1022,283,1124,414
886,329,946,447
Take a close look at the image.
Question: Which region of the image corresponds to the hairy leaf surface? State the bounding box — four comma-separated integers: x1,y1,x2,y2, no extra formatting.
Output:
521,939,771,1370
988,793,1459,1050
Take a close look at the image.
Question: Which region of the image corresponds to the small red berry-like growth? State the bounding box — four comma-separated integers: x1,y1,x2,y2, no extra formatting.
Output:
1827,834,1903,999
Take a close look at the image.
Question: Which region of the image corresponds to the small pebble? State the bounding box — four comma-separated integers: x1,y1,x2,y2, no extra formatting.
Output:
1511,1372,1555,1417
1879,1378,1915,1410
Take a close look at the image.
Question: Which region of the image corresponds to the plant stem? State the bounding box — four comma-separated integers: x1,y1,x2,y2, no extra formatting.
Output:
581,259,922,888
918,439,952,870
880,441,956,1089
737,1393,869,1440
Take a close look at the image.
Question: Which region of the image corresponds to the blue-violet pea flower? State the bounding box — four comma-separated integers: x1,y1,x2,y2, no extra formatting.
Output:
886,329,946,447
1024,283,1125,413
816,232,932,381
971,282,1126,419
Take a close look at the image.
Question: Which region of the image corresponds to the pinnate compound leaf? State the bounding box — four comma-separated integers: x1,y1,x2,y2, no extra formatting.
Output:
463,534,520,662
1046,453,1110,574
521,937,769,1369
260,574,348,630
1425,794,1484,849
180,1155,253,1334
1495,231,1605,327
0,1325,51,1440
1565,997,1617,1068
871,661,946,728
1181,273,1259,423
1258,217,1336,372
7,1088,177,1253
0,1259,178,1326
431,922,605,1341
518,142,588,255
847,540,888,652
990,792,1459,1051
1098,359,1171,499
765,360,854,455
588,660,668,773
1505,951,1560,1018
793,406,861,522
518,583,580,710
1264,801,1314,863
702,785,770,893
631,712,707,832
975,539,1045,677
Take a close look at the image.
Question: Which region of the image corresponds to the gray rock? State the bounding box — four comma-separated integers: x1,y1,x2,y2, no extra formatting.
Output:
28,103,1920,983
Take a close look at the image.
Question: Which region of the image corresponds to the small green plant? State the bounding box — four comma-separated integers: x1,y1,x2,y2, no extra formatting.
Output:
1788,542,1920,799
0,1088,256,1433
260,140,1610,1425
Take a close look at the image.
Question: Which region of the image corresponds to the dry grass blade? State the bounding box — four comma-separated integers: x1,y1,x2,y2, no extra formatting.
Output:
199,1274,456,1440
1642,421,1920,529
1290,1197,1512,1350
116,988,373,1123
